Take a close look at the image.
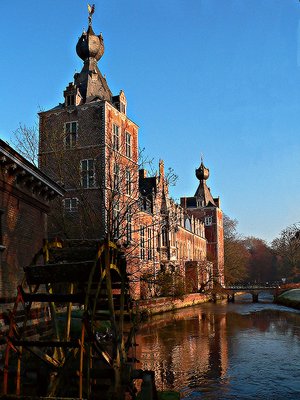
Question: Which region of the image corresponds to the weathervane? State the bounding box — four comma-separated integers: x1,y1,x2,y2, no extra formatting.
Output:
88,3,95,26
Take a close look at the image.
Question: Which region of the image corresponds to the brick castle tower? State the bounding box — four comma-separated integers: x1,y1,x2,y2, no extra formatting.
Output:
181,159,224,286
39,8,139,242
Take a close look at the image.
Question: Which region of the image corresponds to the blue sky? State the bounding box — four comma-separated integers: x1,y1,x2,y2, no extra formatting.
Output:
1,0,300,242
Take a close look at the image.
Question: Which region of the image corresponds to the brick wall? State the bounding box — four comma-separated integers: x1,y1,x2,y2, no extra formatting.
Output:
39,100,139,241
186,207,224,285
136,292,210,316
0,174,48,300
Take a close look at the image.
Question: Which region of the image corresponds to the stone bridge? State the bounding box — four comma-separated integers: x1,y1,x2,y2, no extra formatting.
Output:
224,284,280,303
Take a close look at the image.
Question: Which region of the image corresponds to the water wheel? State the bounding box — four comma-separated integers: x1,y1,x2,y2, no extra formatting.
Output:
2,239,138,399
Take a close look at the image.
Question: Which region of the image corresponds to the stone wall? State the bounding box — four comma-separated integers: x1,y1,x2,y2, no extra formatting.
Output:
136,293,210,316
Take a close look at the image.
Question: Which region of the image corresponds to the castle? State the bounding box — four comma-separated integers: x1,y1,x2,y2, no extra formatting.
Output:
38,8,224,299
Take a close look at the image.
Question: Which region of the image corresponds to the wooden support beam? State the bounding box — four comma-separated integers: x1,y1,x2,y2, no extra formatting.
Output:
11,339,80,348
24,261,95,284
20,290,85,303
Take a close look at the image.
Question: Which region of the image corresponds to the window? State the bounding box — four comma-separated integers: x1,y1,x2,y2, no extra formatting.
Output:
66,95,75,106
170,231,175,247
185,218,192,231
125,132,132,158
65,122,77,148
0,210,4,251
161,226,168,247
126,169,131,195
148,227,153,260
140,225,145,260
114,164,120,191
81,159,95,188
120,102,126,114
187,241,191,260
64,198,78,212
139,196,152,213
205,216,213,226
126,206,132,242
113,201,120,239
113,124,120,151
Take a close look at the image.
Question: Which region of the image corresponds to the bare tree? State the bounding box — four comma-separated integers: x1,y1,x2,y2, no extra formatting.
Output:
223,214,249,284
271,223,300,280
10,123,39,165
244,237,277,283
11,121,184,299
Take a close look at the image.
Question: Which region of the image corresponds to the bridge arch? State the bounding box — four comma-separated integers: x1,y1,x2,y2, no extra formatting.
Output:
224,285,279,303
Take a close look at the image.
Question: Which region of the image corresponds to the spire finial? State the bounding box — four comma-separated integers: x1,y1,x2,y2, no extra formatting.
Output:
195,157,209,181
88,3,95,26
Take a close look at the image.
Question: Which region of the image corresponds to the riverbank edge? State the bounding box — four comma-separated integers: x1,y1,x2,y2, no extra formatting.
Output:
134,293,211,317
274,289,300,310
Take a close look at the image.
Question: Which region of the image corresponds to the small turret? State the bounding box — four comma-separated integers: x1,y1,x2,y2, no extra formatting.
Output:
196,161,210,182
73,5,112,103
194,157,216,207
76,27,104,62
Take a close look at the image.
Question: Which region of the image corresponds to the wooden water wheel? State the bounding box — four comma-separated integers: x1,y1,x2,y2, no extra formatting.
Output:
2,239,138,399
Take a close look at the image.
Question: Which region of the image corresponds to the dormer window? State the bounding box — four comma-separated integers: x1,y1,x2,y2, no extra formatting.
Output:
205,216,213,226
66,94,75,106
64,82,77,106
120,102,126,114
112,90,127,115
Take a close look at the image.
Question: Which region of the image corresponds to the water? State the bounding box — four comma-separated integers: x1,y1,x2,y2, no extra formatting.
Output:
136,294,300,399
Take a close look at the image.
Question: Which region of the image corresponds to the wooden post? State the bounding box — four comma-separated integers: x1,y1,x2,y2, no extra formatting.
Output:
119,253,126,361
16,346,22,395
79,325,85,399
105,241,122,398
252,293,259,303
3,344,10,395
228,293,235,302
65,283,74,341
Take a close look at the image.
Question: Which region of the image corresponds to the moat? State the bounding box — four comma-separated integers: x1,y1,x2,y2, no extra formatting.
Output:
136,294,300,399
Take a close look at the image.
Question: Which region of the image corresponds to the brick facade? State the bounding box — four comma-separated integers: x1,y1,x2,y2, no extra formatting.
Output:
181,161,224,286
37,17,224,299
0,139,64,301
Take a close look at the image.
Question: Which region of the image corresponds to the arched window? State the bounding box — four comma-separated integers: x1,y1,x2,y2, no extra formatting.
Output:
185,218,192,231
161,226,168,247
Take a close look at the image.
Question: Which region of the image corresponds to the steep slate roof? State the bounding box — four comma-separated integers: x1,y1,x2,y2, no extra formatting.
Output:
194,161,216,207
194,182,216,207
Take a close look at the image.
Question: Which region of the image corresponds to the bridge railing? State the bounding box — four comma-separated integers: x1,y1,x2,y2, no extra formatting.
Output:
224,283,280,290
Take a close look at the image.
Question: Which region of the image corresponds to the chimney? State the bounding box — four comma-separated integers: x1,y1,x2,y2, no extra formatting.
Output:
139,169,147,179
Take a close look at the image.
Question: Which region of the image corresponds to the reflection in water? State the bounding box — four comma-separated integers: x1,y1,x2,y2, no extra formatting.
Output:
136,295,300,399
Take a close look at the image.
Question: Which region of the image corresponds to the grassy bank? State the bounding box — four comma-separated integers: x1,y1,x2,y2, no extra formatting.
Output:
275,289,300,310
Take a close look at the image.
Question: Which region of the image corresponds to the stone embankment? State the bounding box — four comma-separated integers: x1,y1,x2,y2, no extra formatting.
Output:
275,288,300,310
136,293,210,318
